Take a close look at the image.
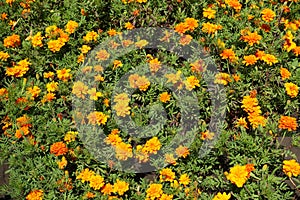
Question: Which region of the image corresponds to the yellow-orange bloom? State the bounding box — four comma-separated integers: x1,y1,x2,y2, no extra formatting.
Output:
285,82,298,98
113,179,129,195
220,49,237,62
31,32,44,47
160,168,175,182
224,164,255,187
261,54,278,66
280,67,291,80
203,7,216,19
57,68,72,82
278,116,298,131
283,159,300,177
4,34,21,48
146,183,163,199
212,192,231,200
50,141,68,156
261,8,276,22
65,20,78,34
242,55,258,66
241,31,262,46
26,189,43,200
87,111,109,125
159,92,171,103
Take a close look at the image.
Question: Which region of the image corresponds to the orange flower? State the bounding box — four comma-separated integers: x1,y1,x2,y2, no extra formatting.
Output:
285,82,298,98
76,168,95,183
50,141,68,156
179,34,193,46
225,0,242,11
220,49,237,62
175,145,189,158
159,92,171,103
31,32,44,47
190,60,204,73
278,116,298,131
214,73,232,85
283,159,300,177
4,34,21,48
26,189,43,200
165,154,177,165
240,31,262,46
115,142,133,160
57,156,67,169
280,67,291,80
242,55,258,66
26,86,41,100
261,8,276,22
89,174,104,190
96,50,110,61
184,18,198,31
65,20,78,34
202,22,222,34
101,183,114,195
174,22,188,34
224,164,255,187
235,117,248,129
160,168,175,182
293,46,300,56
47,39,65,52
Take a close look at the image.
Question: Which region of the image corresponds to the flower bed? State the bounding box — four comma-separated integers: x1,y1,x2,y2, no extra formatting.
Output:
1,0,300,199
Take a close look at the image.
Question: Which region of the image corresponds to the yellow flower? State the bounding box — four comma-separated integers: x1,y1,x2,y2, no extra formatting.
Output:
113,103,131,117
115,142,133,160
65,20,78,34
212,192,231,200
224,164,254,187
214,73,232,85
79,45,91,54
87,88,102,101
278,116,298,131
285,82,298,98
146,183,163,199
160,168,175,182
124,22,134,30
184,76,200,91
83,31,99,42
113,179,129,196
56,68,72,82
31,32,44,47
283,159,300,177
261,8,276,22
179,174,190,186
87,111,109,125
57,156,67,169
46,81,58,92
261,54,278,66
203,7,216,19
64,131,78,143
26,86,41,100
26,189,43,200
0,51,10,61
76,168,95,183
89,174,104,190
144,137,161,154
72,81,88,99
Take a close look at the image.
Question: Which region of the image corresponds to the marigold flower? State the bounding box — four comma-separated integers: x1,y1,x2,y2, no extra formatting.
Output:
144,137,161,154
113,103,131,117
293,46,300,56
113,60,123,70
261,54,278,66
76,168,95,183
184,17,198,31
113,179,129,195
220,49,237,62
50,141,68,156
235,117,248,129
185,75,200,90
175,145,189,158
27,86,41,100
261,8,276,22
96,49,110,61
87,111,109,125
4,34,21,48
179,34,193,46
247,114,267,129
64,131,78,143
285,82,298,98
201,130,215,140
135,39,149,48
87,88,102,101
174,22,188,34
148,58,161,73
146,183,163,199
242,55,258,66
159,92,171,103
101,183,114,195
203,7,216,19
0,51,10,61
179,174,190,186
105,132,122,146
202,22,222,34
212,192,231,200
26,189,43,200
72,81,88,99
125,22,134,30
57,68,72,82
240,31,262,46
283,159,300,177
89,174,104,190
47,39,65,52
84,192,95,199
165,154,177,165
79,45,91,54
57,156,67,169
214,73,232,85
83,31,99,42
225,0,242,11
65,20,78,34
280,67,291,80
160,168,175,182
224,164,255,187
31,32,44,47
44,71,54,79
115,142,133,160
107,29,118,36
278,116,298,131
